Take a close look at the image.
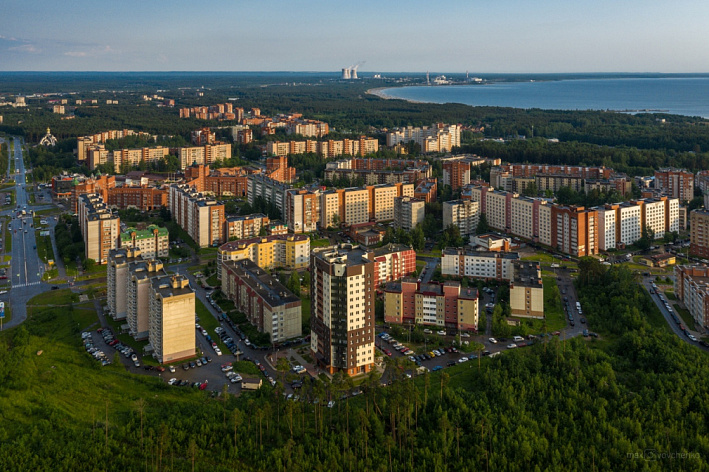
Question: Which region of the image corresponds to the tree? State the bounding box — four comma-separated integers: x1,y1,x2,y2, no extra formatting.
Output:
469,342,485,369
286,272,301,297
476,213,490,234
522,181,538,197
412,225,425,251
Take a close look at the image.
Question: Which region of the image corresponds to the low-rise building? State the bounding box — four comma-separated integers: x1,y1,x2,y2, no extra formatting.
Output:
509,261,544,319
470,233,514,252
222,259,302,342
384,279,479,331
441,248,518,280
217,234,310,272
119,225,169,259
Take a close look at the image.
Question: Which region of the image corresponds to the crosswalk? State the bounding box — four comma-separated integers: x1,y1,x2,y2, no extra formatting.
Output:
13,281,42,288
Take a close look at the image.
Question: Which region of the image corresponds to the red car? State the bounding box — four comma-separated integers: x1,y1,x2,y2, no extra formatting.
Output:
199,382,208,390
552,331,561,336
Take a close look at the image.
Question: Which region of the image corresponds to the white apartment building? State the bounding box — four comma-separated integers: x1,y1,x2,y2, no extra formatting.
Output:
643,199,667,239
345,188,369,225
485,190,511,232
441,248,518,280
443,200,480,237
511,197,535,241
597,206,617,251
394,196,425,231
618,203,643,245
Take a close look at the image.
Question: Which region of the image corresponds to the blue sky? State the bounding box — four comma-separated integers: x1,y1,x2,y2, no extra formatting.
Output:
2,0,708,72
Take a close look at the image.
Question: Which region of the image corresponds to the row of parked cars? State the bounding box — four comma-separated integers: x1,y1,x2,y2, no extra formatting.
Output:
250,357,277,387
378,333,415,356
215,327,241,356
98,327,141,367
196,323,222,356
168,378,208,390
654,284,708,346
82,332,111,366
181,355,212,371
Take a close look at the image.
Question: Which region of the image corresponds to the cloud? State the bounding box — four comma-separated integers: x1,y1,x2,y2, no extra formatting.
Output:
8,43,40,54
64,45,114,58
64,51,87,57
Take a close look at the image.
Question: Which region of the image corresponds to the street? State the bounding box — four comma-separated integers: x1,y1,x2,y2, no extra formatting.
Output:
2,137,49,329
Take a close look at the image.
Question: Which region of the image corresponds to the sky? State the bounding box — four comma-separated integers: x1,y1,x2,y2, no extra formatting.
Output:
2,0,709,73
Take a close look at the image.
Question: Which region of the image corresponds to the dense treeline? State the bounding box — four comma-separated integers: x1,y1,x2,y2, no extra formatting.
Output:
0,260,707,470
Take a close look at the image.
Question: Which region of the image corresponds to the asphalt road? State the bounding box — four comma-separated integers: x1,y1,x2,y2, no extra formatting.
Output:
642,277,709,352
2,137,49,329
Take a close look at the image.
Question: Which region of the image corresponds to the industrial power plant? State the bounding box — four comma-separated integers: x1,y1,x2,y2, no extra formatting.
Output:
341,62,364,79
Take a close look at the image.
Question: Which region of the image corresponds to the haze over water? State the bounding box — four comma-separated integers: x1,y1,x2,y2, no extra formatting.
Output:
380,77,709,118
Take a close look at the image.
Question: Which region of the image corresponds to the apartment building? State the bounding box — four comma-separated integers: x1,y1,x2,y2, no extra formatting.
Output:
690,210,709,258
597,205,619,251
177,143,232,170
441,248,518,280
442,158,471,190
222,259,302,342
310,245,375,375
384,279,479,331
551,205,598,257
414,179,437,203
128,259,167,341
510,261,544,319
386,124,461,153
442,200,480,237
267,137,379,158
486,190,515,232
77,193,120,264
184,164,256,198
696,170,709,195
319,184,412,229
217,234,310,272
535,174,583,193
107,186,168,211
368,243,417,287
168,184,226,248
112,147,170,173
149,274,196,363
119,225,169,259
265,156,296,183
510,197,547,242
369,183,414,222
655,168,694,203
642,198,669,239
596,197,679,250
675,265,709,331
107,248,144,321
394,196,425,231
77,129,153,163
285,189,320,233
247,173,290,212
225,213,270,241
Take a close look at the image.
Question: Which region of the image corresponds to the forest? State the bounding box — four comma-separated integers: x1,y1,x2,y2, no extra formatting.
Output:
0,261,706,470
4,74,709,177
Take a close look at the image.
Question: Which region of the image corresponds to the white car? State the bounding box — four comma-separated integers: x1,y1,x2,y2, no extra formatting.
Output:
458,357,469,363
489,337,498,344
168,378,177,385
168,365,176,373
460,333,470,338
423,329,432,334
437,330,446,336
688,334,698,342
327,400,335,408
507,343,517,349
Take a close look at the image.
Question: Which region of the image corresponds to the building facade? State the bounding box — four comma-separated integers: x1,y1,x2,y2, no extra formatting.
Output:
169,184,226,248
675,265,709,332
222,259,302,343
119,225,169,259
510,261,544,319
442,200,480,237
384,279,479,331
217,234,310,272
441,249,518,280
394,196,425,231
310,245,375,375
149,274,196,363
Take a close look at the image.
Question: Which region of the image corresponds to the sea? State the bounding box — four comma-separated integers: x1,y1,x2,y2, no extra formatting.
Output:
377,76,709,118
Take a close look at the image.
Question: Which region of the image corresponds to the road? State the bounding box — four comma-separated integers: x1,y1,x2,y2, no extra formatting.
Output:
2,137,49,329
642,277,709,352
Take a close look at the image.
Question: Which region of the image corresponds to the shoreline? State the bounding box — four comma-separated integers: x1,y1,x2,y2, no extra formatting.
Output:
366,86,430,104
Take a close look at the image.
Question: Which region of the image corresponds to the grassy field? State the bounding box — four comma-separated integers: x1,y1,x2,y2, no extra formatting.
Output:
35,232,55,264
311,238,331,248
195,298,229,354
206,273,220,287
673,303,696,331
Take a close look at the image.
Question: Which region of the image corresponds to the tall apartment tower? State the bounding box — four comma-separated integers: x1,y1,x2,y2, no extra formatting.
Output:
127,259,167,341
107,247,143,320
149,274,196,364
310,245,375,376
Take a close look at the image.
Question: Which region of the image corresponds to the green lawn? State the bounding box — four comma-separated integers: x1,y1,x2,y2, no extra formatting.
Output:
206,273,220,287
522,253,555,263
35,232,55,264
665,291,677,301
3,218,11,253
673,303,696,331
525,276,566,332
311,238,331,248
195,298,229,353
